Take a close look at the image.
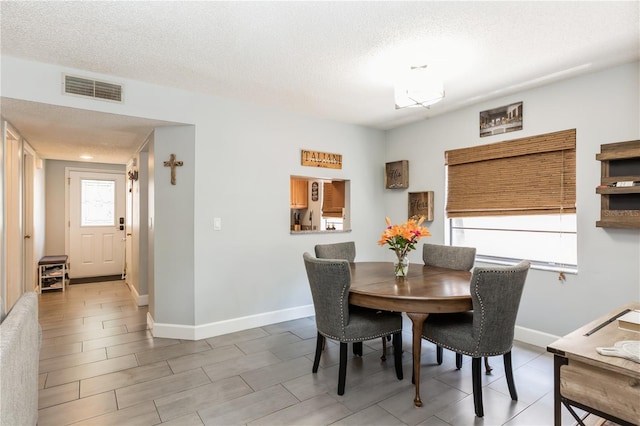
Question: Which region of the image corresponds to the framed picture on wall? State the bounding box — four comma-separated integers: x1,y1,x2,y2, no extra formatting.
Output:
480,101,523,137
385,160,409,189
408,191,434,221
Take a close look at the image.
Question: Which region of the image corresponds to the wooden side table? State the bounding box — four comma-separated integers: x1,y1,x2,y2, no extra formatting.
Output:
547,302,640,426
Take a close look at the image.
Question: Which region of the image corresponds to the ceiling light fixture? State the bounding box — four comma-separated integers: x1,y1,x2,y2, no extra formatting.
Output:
394,65,445,109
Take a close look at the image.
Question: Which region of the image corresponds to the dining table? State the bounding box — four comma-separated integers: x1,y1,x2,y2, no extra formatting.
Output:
348,261,473,407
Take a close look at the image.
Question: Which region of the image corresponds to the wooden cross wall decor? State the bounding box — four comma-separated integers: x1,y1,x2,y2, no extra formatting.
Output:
163,153,183,185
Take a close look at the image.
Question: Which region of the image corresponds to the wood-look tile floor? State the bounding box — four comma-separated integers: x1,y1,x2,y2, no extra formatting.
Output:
36,280,589,426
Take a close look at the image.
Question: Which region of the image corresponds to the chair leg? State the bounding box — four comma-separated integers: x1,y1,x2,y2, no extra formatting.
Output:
353,341,363,356
381,337,387,361
312,332,324,373
436,345,443,364
472,357,484,417
392,332,403,380
484,356,493,374
455,353,463,369
338,342,348,395
504,351,518,401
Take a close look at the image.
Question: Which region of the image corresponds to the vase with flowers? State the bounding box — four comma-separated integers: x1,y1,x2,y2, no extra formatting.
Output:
378,216,431,277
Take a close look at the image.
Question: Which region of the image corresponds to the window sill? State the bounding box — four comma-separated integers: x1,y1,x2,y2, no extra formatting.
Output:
290,229,352,235
475,256,578,274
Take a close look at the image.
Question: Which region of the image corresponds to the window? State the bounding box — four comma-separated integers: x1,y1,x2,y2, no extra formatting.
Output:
81,179,116,226
446,129,577,270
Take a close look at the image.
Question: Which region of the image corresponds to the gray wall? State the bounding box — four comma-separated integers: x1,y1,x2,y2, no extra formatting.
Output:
4,55,639,342
385,62,640,337
44,160,125,256
150,126,196,326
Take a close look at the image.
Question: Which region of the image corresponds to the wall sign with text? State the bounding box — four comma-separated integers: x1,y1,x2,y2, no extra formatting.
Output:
385,160,409,189
408,191,434,221
301,150,342,169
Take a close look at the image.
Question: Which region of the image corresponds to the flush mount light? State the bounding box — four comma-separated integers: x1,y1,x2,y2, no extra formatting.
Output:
394,65,445,109
80,155,93,160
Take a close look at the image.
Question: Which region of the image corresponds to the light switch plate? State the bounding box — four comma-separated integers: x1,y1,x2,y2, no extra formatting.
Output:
213,217,222,230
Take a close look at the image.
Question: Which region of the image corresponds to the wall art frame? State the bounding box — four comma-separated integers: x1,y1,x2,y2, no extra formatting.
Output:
408,191,434,221
480,101,523,137
385,160,409,189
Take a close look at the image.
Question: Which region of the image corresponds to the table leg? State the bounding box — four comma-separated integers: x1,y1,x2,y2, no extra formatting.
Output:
553,355,567,426
407,312,429,407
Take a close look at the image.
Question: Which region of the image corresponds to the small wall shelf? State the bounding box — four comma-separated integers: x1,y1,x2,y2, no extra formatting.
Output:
595,140,640,229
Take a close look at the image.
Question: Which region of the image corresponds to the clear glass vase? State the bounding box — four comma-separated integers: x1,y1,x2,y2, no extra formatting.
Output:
394,255,409,277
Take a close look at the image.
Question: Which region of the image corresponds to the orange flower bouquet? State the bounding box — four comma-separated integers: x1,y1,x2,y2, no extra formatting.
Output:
378,216,431,276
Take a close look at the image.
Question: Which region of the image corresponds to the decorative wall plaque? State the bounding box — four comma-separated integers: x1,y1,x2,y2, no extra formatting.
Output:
301,150,342,169
385,160,409,189
408,191,434,221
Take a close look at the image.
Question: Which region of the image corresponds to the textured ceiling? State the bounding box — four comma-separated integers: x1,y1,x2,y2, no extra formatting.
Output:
1,1,639,164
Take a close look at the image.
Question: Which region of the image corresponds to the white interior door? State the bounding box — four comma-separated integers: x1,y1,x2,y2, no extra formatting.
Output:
23,149,35,291
4,124,22,311
69,171,126,278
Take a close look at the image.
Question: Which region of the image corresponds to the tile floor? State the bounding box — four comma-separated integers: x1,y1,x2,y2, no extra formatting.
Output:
36,279,593,425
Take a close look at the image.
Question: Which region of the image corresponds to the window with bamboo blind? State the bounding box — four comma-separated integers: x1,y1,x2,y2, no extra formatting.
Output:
446,129,577,270
446,129,576,217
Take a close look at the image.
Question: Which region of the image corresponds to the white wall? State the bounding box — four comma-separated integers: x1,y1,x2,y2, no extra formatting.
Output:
4,55,639,343
385,61,640,338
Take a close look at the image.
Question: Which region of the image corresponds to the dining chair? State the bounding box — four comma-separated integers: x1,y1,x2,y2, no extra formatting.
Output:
303,252,403,395
421,260,531,417
314,241,356,263
314,241,390,359
422,243,476,368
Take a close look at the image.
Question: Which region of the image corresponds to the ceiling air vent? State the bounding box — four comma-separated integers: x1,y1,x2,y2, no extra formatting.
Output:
63,74,123,102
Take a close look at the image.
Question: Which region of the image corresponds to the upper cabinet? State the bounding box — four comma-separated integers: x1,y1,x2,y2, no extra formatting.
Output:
290,178,308,209
595,140,640,229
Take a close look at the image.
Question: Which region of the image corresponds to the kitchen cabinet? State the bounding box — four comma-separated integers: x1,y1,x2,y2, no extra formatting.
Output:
290,178,308,209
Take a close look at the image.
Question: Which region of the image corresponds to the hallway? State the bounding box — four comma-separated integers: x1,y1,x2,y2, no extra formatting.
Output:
37,280,587,425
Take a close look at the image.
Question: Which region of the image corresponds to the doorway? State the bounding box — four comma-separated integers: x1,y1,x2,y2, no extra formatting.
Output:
67,169,126,279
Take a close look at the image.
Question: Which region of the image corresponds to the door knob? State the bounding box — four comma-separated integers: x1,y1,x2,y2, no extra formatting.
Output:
126,233,132,236
24,234,31,239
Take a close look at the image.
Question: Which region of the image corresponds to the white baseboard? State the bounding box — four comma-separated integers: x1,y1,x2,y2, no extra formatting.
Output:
514,325,559,349
148,304,315,340
125,281,149,307
146,305,559,347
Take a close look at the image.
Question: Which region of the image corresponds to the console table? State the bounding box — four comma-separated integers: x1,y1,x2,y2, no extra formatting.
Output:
547,302,640,426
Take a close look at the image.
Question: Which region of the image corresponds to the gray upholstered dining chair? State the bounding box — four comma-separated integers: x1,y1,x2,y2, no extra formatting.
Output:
303,252,403,395
421,260,531,417
314,241,356,263
422,243,476,368
314,241,390,359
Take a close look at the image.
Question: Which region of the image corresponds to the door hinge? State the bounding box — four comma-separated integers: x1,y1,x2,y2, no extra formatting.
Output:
67,177,71,185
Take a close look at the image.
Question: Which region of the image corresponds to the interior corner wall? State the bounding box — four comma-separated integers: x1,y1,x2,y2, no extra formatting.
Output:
136,150,150,299
149,126,195,328
385,61,640,338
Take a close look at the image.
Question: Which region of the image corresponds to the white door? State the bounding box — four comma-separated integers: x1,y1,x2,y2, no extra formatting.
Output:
69,171,126,278
4,123,23,311
23,149,35,291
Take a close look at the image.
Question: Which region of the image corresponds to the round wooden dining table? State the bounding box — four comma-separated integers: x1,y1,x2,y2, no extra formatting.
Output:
348,262,472,407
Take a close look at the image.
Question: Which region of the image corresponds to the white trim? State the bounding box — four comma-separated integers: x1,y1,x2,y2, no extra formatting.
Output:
137,294,149,306
126,281,148,306
514,325,559,349
148,304,315,340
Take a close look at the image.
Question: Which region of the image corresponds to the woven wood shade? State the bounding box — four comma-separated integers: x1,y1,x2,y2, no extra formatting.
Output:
446,129,576,217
